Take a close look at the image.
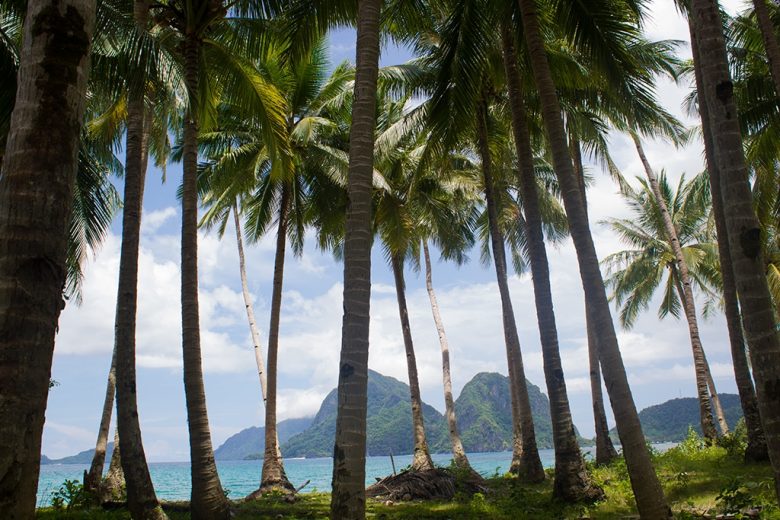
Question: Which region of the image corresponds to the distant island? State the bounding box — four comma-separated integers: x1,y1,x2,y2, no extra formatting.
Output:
220,370,566,460
610,394,743,443
43,373,744,464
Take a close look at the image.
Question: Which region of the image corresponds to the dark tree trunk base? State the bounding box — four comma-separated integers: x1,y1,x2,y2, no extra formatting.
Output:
366,468,485,501
745,441,770,463
246,478,296,500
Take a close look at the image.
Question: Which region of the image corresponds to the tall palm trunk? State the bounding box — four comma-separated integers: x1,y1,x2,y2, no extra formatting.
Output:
85,345,118,496
233,204,268,401
258,186,294,493
330,0,381,517
688,1,780,499
0,0,95,513
587,321,618,464
632,135,720,440
476,96,545,483
114,38,168,517
500,25,598,500
752,0,780,97
391,254,435,472
515,0,670,515
690,29,768,461
422,243,471,470
571,140,618,465
181,35,230,519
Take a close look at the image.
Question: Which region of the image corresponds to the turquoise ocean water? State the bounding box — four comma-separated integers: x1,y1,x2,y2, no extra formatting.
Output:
36,445,673,507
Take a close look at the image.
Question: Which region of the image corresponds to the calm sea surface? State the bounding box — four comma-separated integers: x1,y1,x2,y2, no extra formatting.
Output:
37,444,675,507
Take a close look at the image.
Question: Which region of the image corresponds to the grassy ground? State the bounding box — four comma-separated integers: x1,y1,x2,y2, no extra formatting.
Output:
37,432,780,519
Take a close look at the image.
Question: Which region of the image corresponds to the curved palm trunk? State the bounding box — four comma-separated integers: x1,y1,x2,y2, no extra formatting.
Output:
258,186,294,494
476,96,545,483
391,254,435,472
752,0,780,97
85,345,118,496
423,243,471,470
689,2,780,498
515,0,670,514
233,204,268,401
101,428,125,503
500,26,598,500
329,0,381,517
114,38,168,517
690,29,768,460
632,135,720,440
587,320,619,464
571,140,618,465
0,0,95,513
181,35,230,519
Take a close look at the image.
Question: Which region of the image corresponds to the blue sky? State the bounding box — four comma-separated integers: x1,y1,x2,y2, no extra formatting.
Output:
44,1,748,461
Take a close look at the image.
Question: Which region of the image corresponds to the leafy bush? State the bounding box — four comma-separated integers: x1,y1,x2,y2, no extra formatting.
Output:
50,479,91,511
717,418,748,458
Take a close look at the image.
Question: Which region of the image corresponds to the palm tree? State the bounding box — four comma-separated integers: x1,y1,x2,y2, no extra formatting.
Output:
328,1,382,517
693,33,768,458
198,45,354,495
499,19,602,500
513,0,671,513
474,93,545,482
687,0,780,499
601,172,728,438
0,0,97,513
631,136,727,439
152,1,290,514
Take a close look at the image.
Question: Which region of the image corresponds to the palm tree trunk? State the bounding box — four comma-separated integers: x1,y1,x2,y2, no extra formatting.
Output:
422,242,471,470
587,319,618,464
258,185,294,494
101,428,125,503
515,0,670,515
84,345,118,496
752,0,780,97
689,2,780,497
113,5,168,516
233,204,268,401
571,141,618,465
476,95,545,483
0,0,95,514
391,254,435,472
181,35,230,520
632,135,720,440
690,28,768,461
500,25,598,500
330,0,381,517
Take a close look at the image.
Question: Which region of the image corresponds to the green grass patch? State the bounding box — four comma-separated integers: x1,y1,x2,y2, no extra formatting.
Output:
37,431,780,519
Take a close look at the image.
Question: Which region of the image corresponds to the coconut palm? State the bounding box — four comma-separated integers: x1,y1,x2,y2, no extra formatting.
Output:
687,0,780,498
601,172,731,437
512,0,671,513
149,1,290,515
0,0,97,512
197,42,354,496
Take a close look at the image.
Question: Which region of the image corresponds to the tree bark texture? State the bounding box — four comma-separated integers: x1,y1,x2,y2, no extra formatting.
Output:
181,35,230,520
688,0,780,499
391,254,435,472
476,96,545,483
689,23,769,462
423,243,471,470
259,186,293,493
571,141,619,465
0,0,95,514
515,0,670,514
500,25,599,501
330,0,381,517
85,345,117,497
